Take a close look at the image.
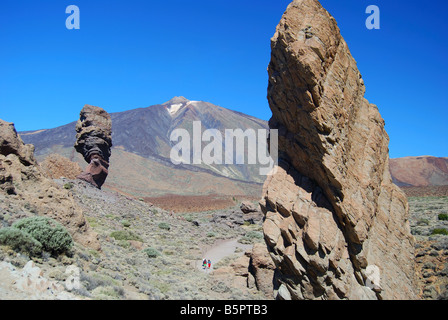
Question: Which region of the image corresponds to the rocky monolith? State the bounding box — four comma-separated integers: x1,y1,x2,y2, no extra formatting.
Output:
74,105,112,189
260,0,417,300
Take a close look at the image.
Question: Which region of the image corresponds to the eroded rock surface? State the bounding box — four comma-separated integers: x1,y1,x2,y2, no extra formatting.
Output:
74,105,112,189
260,0,417,300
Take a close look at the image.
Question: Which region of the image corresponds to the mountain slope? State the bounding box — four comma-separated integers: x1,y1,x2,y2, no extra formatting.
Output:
390,156,448,187
20,97,269,197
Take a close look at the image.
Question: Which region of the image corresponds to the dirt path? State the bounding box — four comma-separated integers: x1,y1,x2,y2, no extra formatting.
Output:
197,238,252,273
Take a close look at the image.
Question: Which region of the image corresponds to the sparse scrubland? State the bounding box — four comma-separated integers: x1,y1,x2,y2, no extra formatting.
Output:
0,179,266,300
408,196,448,299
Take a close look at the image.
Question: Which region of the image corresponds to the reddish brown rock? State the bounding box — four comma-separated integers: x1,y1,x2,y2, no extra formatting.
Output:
390,156,448,187
39,154,83,180
260,0,417,300
74,105,112,189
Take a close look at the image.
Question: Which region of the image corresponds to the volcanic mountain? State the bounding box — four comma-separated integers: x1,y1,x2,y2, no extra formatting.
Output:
390,156,448,187
19,97,269,199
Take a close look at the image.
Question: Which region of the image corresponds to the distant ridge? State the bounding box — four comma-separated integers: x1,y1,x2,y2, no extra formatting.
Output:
390,156,448,187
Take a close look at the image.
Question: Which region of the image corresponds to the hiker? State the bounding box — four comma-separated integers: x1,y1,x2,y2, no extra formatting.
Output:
207,259,211,270
203,259,207,269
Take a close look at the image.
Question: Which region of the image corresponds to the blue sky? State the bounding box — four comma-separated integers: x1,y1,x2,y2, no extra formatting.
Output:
0,0,446,158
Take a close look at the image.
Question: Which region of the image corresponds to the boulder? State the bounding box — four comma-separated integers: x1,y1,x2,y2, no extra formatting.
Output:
240,202,258,214
249,243,276,298
65,265,81,291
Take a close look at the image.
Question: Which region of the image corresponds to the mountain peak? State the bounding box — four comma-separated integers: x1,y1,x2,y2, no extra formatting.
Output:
163,96,190,105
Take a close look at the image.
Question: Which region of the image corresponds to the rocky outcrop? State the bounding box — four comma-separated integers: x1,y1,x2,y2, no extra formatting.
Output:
0,120,35,167
74,105,112,189
211,205,264,228
0,119,100,250
40,154,83,180
260,0,417,299
240,202,259,214
248,243,276,298
214,243,276,299
0,261,79,300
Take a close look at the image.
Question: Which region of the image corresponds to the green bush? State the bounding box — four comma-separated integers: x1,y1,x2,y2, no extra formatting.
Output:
12,216,73,255
121,220,131,228
143,247,161,258
431,228,448,236
438,214,448,221
63,183,74,190
110,230,142,242
0,227,43,257
417,219,430,226
245,231,263,240
158,222,170,231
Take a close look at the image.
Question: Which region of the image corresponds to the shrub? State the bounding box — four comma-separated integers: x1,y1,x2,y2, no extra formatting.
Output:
92,286,122,299
63,183,74,190
438,214,448,221
121,220,131,228
0,227,43,257
431,228,448,236
12,216,73,255
110,230,142,242
245,231,263,240
158,222,170,231
238,237,252,245
417,219,430,226
143,247,161,258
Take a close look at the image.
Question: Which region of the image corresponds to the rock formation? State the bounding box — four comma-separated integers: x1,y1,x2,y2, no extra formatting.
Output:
248,243,276,298
211,205,264,228
0,119,100,250
260,0,417,299
74,105,112,189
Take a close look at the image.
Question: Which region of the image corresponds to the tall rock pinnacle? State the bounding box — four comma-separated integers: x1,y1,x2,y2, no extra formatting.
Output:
260,0,417,299
74,105,112,189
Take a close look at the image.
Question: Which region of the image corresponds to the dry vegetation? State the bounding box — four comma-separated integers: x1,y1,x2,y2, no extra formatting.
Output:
408,195,448,299
0,179,266,300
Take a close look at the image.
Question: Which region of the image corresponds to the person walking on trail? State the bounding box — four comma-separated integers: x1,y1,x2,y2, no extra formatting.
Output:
203,259,207,269
207,259,211,270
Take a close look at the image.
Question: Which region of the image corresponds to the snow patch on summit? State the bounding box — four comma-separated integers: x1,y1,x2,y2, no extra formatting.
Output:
167,103,183,115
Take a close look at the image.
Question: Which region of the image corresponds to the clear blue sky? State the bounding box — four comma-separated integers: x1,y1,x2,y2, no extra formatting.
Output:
0,0,446,158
